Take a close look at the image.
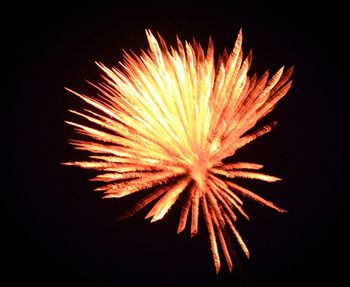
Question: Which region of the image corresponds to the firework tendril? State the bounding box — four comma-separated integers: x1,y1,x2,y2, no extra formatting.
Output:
64,29,293,273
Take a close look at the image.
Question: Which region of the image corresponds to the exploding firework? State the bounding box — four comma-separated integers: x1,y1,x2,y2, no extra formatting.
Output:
64,29,293,273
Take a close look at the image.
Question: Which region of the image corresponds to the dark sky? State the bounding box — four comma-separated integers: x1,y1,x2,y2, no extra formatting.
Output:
7,2,346,286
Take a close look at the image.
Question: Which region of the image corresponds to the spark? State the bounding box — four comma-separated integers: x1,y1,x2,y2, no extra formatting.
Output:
64,29,293,273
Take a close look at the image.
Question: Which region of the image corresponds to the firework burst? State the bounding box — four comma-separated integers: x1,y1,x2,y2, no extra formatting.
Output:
64,29,293,273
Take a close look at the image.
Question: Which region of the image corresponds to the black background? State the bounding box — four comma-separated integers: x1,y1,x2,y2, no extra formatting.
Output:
7,1,346,286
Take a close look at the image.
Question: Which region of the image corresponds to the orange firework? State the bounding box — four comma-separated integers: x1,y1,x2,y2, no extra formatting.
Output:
64,29,293,273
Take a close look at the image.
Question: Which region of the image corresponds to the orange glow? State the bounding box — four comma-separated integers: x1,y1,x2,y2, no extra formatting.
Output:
64,29,293,273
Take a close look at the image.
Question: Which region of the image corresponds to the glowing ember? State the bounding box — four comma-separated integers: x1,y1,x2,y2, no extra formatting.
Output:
64,29,293,273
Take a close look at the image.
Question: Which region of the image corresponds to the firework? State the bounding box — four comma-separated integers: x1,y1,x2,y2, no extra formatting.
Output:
64,29,293,273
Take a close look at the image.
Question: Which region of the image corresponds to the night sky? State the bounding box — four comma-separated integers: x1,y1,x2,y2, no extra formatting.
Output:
7,2,346,286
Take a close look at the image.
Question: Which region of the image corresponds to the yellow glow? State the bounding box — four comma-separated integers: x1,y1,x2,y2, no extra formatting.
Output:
64,29,293,273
